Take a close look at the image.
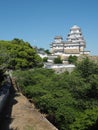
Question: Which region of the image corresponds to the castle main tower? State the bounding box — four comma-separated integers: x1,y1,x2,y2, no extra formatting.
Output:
67,25,86,52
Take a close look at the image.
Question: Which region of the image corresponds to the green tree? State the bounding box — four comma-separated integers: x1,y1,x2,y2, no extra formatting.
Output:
70,108,98,130
86,74,98,99
54,56,62,64
75,57,98,79
43,57,48,62
44,49,51,54
68,55,77,64
12,60,98,130
0,45,10,67
0,39,43,69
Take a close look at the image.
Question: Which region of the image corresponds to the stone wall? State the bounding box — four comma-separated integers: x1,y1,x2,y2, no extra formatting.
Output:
64,49,79,54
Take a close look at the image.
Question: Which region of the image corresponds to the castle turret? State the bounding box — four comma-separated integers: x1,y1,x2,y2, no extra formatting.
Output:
54,36,63,43
50,36,64,54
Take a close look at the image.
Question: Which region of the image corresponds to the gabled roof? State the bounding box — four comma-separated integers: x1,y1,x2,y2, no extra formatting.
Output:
71,25,80,30
54,36,63,39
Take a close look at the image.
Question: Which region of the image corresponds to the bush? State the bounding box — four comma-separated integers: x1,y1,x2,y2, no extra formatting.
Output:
54,56,62,64
68,55,77,64
43,57,48,62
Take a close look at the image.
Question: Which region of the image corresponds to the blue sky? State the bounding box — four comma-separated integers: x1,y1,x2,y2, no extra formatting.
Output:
0,0,98,55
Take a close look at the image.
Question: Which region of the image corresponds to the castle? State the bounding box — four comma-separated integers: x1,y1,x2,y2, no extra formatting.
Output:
50,25,90,58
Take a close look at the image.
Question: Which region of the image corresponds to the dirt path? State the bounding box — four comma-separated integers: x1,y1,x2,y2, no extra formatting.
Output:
0,79,58,130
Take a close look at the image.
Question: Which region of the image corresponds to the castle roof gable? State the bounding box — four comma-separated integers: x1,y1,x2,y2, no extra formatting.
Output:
71,25,80,30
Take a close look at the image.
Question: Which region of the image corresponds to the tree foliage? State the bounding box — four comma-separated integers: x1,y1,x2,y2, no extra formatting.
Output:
68,55,77,64
13,57,98,130
43,57,48,62
76,57,98,79
0,39,43,69
44,49,51,54
70,107,98,130
54,56,62,64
